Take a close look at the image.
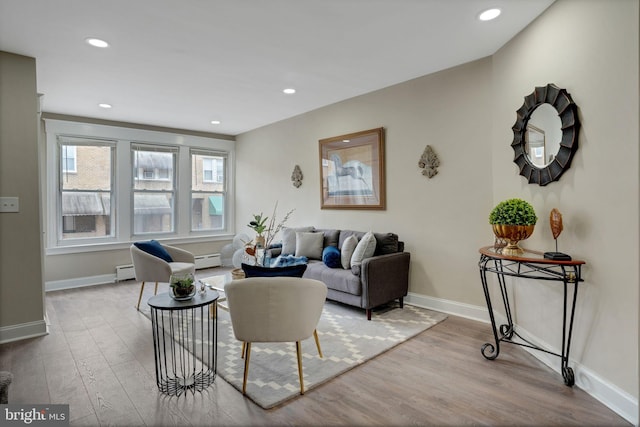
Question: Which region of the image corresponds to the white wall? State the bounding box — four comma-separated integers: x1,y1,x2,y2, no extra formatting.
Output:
236,57,495,307
236,0,638,421
492,0,638,401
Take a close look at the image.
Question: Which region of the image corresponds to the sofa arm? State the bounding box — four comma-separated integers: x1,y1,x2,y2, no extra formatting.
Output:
360,252,410,309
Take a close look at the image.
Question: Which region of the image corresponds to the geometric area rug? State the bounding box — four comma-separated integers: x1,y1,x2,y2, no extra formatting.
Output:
214,299,447,409
141,290,447,409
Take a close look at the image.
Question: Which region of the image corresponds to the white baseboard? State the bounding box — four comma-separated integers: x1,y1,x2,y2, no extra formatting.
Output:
45,273,116,292
0,319,48,344
406,292,638,426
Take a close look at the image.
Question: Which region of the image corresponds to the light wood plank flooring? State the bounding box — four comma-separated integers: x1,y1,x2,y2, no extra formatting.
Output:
0,268,630,426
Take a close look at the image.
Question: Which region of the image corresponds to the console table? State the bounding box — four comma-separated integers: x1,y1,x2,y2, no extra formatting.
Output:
478,246,585,386
148,290,219,396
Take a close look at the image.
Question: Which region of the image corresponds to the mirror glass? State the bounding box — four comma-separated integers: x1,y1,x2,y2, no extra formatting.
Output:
524,103,562,168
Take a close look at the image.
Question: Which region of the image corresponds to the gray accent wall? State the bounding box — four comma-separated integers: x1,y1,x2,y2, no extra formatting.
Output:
0,51,46,341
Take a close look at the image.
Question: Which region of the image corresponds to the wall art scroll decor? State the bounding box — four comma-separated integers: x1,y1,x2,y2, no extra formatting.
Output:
511,83,580,186
291,165,303,188
319,127,385,210
418,145,440,178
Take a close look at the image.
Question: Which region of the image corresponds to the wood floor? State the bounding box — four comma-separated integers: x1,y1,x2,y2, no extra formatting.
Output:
0,268,630,426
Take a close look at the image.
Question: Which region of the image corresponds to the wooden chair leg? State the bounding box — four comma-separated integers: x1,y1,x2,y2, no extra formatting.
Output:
154,281,159,295
296,341,305,394
241,342,246,358
136,282,146,310
313,329,323,358
242,342,251,395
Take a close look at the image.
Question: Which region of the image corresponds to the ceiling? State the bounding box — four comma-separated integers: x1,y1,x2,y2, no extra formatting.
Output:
0,0,554,136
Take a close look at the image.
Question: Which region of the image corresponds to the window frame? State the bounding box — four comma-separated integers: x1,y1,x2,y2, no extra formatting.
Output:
190,149,228,232
131,143,178,236
57,136,116,244
44,118,236,255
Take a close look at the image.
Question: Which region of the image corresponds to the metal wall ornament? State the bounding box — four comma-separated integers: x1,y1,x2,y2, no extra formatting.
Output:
291,165,303,188
418,145,440,178
511,83,580,186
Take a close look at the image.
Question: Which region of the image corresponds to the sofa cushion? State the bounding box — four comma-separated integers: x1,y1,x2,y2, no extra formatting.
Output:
281,226,314,255
134,240,173,262
295,231,324,260
304,261,362,295
374,232,399,255
351,231,377,267
341,235,358,269
322,246,341,268
315,228,340,248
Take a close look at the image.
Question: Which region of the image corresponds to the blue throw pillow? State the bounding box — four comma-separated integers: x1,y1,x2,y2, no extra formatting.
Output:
134,240,173,262
322,245,341,269
241,263,307,278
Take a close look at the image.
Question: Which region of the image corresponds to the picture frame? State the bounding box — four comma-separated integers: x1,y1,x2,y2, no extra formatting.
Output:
319,127,385,210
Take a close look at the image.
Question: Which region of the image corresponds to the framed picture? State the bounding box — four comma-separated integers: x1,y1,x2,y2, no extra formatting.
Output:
319,127,385,210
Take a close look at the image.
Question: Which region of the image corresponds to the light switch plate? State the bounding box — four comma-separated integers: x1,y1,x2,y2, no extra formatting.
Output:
0,197,19,212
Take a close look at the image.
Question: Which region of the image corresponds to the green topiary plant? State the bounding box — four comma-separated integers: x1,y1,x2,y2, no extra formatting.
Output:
489,198,537,226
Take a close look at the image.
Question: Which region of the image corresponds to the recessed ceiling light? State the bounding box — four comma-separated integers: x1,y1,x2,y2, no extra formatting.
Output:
283,88,296,94
86,37,109,48
98,103,112,109
210,120,221,125
479,8,501,21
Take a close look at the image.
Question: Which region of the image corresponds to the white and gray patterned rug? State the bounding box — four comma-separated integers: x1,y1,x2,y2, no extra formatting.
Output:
142,288,447,409
215,299,447,408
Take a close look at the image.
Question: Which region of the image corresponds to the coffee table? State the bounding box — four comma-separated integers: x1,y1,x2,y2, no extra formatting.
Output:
201,273,231,313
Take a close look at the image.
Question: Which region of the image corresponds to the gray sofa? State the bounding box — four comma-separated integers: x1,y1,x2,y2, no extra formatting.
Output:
272,227,410,320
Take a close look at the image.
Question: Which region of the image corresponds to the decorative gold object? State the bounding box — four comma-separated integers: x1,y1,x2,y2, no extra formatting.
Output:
550,208,563,240
418,145,440,178
492,224,535,256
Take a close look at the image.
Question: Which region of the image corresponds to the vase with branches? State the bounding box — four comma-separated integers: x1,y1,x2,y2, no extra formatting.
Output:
245,201,294,265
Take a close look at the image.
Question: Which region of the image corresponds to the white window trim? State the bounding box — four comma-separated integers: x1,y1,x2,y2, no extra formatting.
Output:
44,118,236,255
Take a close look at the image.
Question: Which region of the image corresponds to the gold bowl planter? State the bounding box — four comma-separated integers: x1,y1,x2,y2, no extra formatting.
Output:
492,224,535,256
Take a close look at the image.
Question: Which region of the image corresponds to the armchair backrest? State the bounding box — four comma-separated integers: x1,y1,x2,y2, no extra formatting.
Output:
225,277,327,343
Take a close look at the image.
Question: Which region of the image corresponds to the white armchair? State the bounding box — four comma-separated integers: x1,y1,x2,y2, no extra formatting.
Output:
130,242,196,310
224,277,327,395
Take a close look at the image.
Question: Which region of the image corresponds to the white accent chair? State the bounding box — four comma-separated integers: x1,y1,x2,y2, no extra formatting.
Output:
224,277,328,395
130,243,196,310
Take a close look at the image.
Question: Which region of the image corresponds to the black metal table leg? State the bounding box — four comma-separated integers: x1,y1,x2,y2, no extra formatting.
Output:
479,255,500,360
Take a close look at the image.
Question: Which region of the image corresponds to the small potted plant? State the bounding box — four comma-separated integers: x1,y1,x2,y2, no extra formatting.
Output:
169,273,196,300
248,212,269,247
489,198,537,256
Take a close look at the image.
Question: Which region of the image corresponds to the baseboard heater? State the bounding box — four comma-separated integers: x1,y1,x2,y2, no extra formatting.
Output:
115,253,221,282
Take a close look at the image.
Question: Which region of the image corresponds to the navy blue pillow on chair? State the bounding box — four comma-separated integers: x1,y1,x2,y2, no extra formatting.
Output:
241,263,307,278
134,240,174,262
322,246,341,268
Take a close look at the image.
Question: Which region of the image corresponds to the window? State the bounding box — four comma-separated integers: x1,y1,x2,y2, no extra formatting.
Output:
58,138,114,241
45,119,235,253
62,146,77,173
132,144,176,234
191,150,226,231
